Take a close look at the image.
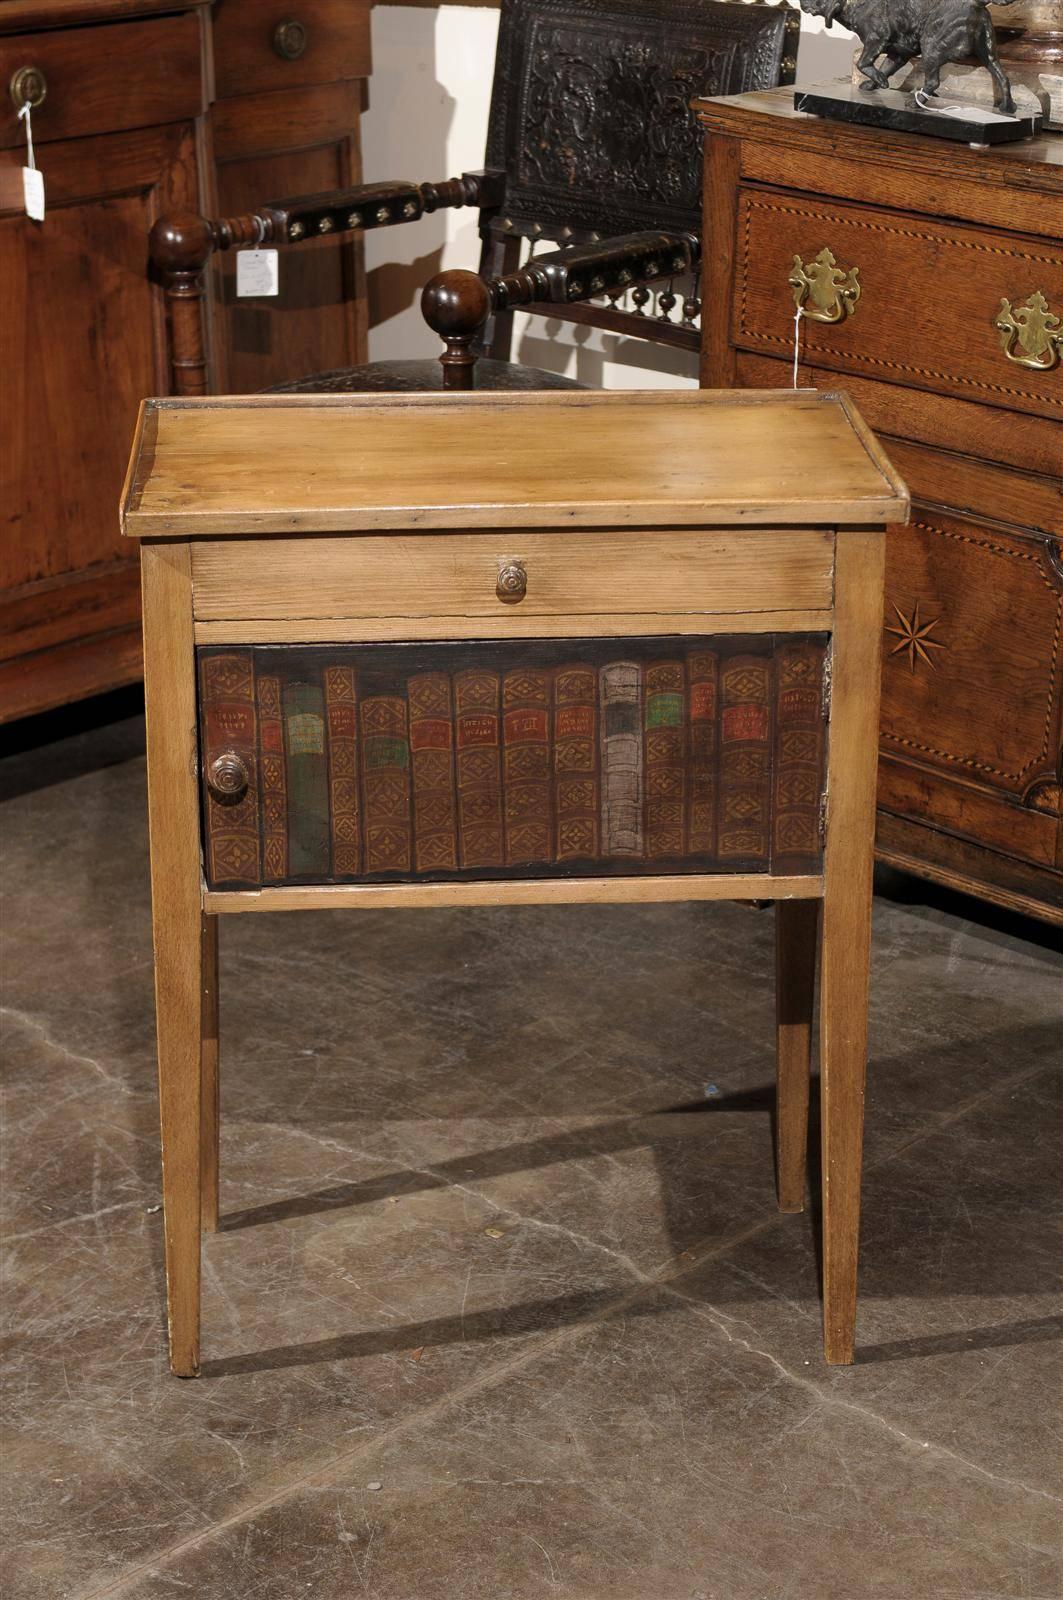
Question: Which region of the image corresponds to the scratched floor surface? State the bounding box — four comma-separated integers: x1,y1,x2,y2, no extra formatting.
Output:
3,699,1062,1600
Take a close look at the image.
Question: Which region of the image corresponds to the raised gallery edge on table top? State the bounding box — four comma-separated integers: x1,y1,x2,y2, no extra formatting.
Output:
120,388,909,538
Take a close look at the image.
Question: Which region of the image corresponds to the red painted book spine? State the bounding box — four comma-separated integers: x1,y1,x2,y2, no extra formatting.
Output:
503,668,553,866
409,671,458,872
256,671,288,883
643,660,686,858
554,664,599,861
360,694,412,873
455,669,504,868
324,665,360,877
771,639,827,875
686,650,719,860
718,654,772,865
200,650,261,887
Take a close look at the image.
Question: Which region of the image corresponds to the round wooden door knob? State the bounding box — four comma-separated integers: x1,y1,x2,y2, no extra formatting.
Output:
496,561,527,603
207,752,250,801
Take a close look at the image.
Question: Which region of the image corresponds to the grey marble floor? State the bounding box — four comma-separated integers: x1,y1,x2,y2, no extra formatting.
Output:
3,702,1062,1600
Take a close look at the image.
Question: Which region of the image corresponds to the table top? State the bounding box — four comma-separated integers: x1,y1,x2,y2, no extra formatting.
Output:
120,388,909,538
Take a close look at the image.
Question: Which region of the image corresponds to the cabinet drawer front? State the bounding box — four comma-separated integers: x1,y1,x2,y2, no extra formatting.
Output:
0,15,205,149
212,0,370,99
198,635,829,888
734,189,1063,423
880,513,1062,822
191,530,835,622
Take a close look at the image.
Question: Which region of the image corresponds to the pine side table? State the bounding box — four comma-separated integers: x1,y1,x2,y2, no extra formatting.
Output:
120,389,908,1376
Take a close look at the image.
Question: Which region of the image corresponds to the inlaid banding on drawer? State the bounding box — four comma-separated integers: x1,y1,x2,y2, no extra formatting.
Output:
191,530,836,622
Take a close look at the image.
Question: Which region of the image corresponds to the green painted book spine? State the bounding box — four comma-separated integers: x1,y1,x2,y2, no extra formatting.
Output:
283,679,330,877
643,660,686,858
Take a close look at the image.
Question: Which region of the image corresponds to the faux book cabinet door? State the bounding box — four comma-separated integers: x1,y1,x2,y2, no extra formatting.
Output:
197,636,830,889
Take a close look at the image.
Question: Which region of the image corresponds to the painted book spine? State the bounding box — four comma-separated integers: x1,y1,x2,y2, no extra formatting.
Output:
200,650,262,887
360,694,412,873
599,661,642,857
686,651,719,860
554,664,600,860
503,668,553,866
324,665,360,877
643,660,686,858
455,669,504,868
256,672,288,883
717,654,772,864
409,671,458,872
283,680,330,877
771,639,827,875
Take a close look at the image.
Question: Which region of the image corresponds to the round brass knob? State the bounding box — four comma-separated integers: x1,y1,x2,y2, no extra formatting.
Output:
9,66,47,112
496,561,527,603
272,19,308,60
207,751,250,802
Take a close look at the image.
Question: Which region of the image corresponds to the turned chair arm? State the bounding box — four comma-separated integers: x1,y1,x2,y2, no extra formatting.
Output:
421,228,701,388
149,170,506,396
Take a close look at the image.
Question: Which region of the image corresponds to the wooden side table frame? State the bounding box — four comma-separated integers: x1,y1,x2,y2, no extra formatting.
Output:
121,389,908,1376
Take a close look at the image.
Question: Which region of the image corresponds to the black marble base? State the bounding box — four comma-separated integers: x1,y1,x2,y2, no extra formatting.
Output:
794,81,1043,144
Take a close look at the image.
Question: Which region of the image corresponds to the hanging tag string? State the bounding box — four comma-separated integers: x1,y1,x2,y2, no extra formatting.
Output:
18,102,35,171
791,304,803,389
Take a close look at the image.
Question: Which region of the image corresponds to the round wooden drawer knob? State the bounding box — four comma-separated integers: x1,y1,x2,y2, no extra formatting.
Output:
496,561,527,603
207,752,250,802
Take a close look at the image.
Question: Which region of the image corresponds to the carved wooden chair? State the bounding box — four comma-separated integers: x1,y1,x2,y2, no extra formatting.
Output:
150,0,799,396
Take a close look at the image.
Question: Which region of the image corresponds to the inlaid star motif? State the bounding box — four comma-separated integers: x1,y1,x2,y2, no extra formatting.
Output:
886,601,945,672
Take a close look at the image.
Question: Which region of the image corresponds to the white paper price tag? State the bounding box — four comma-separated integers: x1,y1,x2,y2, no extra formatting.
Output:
23,166,45,221
236,248,280,298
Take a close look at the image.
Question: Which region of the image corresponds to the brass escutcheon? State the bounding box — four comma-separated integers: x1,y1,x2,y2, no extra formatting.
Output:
496,561,528,603
789,247,861,324
9,65,47,112
272,19,308,60
996,291,1062,372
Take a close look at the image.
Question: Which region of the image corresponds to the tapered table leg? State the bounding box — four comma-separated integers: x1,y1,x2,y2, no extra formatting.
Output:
775,898,818,1213
142,541,203,1378
819,528,885,1366
200,913,220,1233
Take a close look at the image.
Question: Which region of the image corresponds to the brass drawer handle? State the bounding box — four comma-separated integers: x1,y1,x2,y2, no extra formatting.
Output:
9,66,47,112
273,19,308,60
496,561,527,603
996,292,1062,372
789,248,861,324
207,751,250,802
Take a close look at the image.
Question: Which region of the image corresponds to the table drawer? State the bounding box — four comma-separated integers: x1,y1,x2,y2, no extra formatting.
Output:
190,529,835,624
197,634,829,888
0,14,205,149
733,188,1063,424
211,0,370,99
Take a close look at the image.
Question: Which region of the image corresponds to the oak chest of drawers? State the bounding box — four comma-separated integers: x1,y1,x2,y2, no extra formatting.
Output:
695,87,1063,925
120,388,908,1374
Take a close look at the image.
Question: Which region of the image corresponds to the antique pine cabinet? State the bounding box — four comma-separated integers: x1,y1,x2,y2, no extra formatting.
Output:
120,388,909,1375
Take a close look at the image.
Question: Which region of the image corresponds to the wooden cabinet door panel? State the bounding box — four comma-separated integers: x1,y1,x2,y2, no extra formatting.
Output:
0,122,198,663
880,511,1063,829
211,83,366,393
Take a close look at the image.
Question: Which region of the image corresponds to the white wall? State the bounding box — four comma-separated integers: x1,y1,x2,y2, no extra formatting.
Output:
362,5,853,385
